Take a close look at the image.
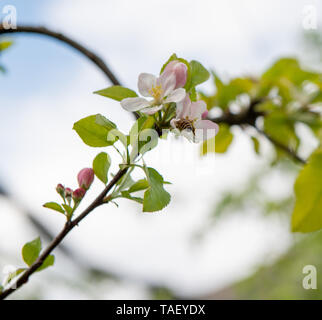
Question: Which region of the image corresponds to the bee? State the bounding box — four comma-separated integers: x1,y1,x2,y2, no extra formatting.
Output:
175,119,195,135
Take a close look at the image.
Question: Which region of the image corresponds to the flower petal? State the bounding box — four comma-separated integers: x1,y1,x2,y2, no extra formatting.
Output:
189,100,207,120
194,120,219,142
176,93,191,119
138,73,157,97
141,104,163,115
121,97,150,112
158,71,176,97
164,88,186,103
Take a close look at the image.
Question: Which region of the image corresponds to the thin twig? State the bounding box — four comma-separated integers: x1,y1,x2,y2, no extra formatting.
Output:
0,25,121,85
255,127,306,164
0,168,127,300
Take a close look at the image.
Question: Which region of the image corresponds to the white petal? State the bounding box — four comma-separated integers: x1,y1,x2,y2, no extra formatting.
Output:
194,120,219,142
158,71,176,97
138,73,157,97
189,100,207,120
121,97,150,111
141,104,163,115
164,88,186,103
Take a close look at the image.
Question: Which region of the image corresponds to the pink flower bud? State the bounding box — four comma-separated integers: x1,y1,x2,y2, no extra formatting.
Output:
163,60,188,89
72,188,86,202
65,188,73,199
202,110,208,119
56,184,65,196
77,168,94,190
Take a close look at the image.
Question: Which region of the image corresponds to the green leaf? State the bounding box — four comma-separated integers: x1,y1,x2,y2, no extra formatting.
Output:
120,191,143,204
22,237,42,266
43,202,65,214
264,111,299,151
94,86,138,101
62,204,73,216
143,168,171,212
128,179,149,193
251,136,260,155
189,60,210,88
201,124,233,155
93,152,111,184
37,255,55,272
5,268,26,285
292,148,322,233
73,115,116,147
0,40,13,51
95,114,117,130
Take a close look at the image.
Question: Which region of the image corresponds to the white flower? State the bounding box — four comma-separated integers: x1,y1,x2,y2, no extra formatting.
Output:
171,94,219,142
121,72,186,115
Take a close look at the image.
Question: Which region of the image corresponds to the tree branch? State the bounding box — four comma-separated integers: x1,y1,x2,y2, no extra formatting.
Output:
208,98,307,165
0,25,121,85
0,168,127,300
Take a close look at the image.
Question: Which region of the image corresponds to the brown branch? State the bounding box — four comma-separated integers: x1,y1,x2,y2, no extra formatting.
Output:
0,168,127,300
0,25,121,85
208,98,307,165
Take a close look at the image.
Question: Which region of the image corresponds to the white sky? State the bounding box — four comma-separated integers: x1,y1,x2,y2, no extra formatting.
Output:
1,0,321,299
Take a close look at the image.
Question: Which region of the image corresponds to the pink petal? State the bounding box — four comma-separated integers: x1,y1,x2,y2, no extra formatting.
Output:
189,100,207,120
163,61,188,89
121,97,150,111
138,73,157,97
176,93,191,119
194,120,219,142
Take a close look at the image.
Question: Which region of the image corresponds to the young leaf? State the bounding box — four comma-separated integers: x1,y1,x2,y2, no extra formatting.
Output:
251,136,260,155
94,86,138,101
189,60,210,88
143,168,170,212
5,268,26,285
95,114,117,130
62,204,73,216
128,179,149,193
73,115,116,147
37,255,55,272
292,148,322,233
22,237,42,266
43,202,65,214
93,152,111,184
120,191,143,204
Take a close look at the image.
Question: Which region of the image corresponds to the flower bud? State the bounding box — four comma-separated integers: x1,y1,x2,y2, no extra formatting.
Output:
202,110,208,119
72,188,86,203
65,188,73,199
56,184,65,197
163,60,188,89
77,168,94,190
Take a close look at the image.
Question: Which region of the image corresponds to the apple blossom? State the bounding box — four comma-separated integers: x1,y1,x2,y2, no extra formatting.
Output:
121,71,186,115
170,94,219,142
163,60,188,89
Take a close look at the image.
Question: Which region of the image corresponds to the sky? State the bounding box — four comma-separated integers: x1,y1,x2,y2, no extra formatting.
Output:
0,0,321,299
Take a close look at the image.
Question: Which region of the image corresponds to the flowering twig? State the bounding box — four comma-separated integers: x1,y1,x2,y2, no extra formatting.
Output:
0,168,127,300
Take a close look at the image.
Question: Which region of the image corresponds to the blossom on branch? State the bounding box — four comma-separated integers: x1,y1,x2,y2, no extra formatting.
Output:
170,94,219,142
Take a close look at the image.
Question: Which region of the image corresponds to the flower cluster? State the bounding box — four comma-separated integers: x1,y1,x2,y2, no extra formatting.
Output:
50,168,94,219
120,59,218,142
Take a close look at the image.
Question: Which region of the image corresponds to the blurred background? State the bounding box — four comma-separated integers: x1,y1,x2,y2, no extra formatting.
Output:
1,0,322,299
